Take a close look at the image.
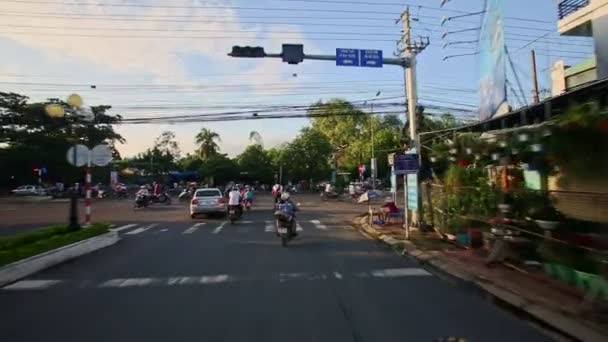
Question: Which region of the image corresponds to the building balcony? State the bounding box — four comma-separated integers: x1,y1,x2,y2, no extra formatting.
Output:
558,0,608,36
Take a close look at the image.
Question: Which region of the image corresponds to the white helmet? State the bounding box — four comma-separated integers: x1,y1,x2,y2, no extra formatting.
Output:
140,185,146,190
281,192,290,201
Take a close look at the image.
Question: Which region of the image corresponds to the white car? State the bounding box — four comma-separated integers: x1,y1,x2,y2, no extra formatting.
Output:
189,188,227,219
11,185,46,196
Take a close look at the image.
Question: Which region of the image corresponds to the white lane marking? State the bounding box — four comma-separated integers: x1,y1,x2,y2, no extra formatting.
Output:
340,225,354,230
3,279,62,290
125,223,159,235
333,272,343,279
183,222,205,234
265,220,274,232
296,223,303,232
310,220,327,230
212,222,227,234
99,278,156,288
160,229,168,232
110,223,138,232
238,220,254,224
199,275,230,284
369,268,432,278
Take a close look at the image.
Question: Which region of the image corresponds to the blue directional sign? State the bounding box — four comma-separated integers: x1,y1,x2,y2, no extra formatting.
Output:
336,48,360,66
394,153,419,175
360,49,383,68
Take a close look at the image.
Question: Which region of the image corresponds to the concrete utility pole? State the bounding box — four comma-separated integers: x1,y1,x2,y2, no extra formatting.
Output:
398,7,429,231
531,49,540,103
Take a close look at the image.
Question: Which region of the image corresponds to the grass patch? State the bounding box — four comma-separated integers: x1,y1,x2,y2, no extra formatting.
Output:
0,223,109,267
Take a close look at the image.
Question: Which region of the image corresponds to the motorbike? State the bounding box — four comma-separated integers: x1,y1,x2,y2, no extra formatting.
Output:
274,211,296,247
320,191,340,201
151,192,172,205
243,199,252,211
133,194,150,209
178,189,193,202
228,205,242,224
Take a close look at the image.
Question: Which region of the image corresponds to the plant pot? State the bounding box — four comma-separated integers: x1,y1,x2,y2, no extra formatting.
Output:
456,233,470,247
543,263,576,285
531,143,543,152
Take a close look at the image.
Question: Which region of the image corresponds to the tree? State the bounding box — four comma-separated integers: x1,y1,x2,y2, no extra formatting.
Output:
200,153,238,185
281,127,332,184
154,131,181,159
0,92,124,188
236,144,273,184
195,128,221,160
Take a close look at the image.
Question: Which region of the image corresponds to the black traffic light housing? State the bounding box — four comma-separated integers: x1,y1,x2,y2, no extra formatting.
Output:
281,44,304,65
229,46,266,58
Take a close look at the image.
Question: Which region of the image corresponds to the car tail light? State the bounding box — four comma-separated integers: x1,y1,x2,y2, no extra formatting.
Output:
191,199,199,205
217,198,225,204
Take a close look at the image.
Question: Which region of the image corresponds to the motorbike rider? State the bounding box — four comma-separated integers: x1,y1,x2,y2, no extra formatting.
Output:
276,192,298,237
228,186,243,217
135,185,150,206
272,183,283,203
243,186,255,207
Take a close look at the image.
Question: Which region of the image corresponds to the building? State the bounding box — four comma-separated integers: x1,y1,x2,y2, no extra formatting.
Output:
557,0,608,80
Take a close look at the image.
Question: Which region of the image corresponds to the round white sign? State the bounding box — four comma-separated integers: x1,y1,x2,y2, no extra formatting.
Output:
91,144,113,167
66,144,89,167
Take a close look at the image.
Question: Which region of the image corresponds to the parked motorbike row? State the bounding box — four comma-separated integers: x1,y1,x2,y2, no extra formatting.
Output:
133,192,172,209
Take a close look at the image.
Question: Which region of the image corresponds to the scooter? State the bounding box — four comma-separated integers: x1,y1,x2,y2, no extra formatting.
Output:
320,191,340,201
228,205,242,224
133,194,149,209
151,192,172,205
274,211,296,247
243,199,252,211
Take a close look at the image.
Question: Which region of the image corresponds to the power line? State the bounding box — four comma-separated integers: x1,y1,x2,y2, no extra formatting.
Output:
1,0,399,16
0,30,399,41
0,23,398,36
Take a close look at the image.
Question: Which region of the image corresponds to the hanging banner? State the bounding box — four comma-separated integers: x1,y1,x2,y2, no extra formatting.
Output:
478,0,509,121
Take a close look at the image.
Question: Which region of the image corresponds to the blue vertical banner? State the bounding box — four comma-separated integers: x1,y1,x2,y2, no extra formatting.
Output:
478,0,508,121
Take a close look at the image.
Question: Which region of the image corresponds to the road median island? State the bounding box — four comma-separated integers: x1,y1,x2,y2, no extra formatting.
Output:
0,223,119,286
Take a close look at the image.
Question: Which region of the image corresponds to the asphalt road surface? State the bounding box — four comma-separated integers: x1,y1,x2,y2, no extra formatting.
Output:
1,195,552,341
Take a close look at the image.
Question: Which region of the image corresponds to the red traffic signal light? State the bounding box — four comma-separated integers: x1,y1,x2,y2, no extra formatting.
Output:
229,46,266,58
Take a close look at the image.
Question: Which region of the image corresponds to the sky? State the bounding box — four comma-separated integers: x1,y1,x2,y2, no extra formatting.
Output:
0,0,595,158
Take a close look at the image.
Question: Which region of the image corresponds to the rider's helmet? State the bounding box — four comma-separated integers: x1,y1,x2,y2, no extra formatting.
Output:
281,192,290,201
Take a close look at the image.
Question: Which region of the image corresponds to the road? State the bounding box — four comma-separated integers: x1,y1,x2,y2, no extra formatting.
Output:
1,194,552,341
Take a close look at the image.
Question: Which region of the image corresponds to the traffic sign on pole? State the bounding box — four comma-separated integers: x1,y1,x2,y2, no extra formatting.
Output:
361,49,383,67
336,48,360,66
91,144,113,167
394,153,419,175
66,144,89,167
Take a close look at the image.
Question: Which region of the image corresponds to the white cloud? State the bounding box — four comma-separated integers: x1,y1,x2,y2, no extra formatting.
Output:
0,0,320,157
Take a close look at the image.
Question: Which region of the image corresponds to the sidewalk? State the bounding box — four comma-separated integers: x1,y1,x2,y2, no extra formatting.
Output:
354,216,608,342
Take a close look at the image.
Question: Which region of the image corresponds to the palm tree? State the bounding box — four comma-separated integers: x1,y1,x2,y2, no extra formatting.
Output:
195,128,221,160
249,130,263,148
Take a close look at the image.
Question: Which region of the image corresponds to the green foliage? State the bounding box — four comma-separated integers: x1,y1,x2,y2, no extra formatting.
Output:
546,103,608,178
236,144,274,184
195,128,221,160
0,92,123,188
538,241,599,273
0,223,110,267
200,154,238,185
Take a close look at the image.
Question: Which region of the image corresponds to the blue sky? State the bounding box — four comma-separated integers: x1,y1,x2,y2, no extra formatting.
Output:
0,0,595,157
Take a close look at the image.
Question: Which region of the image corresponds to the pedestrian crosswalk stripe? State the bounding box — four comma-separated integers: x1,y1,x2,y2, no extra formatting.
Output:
183,222,205,234
125,223,158,235
265,220,274,232
310,220,327,230
111,224,138,232
212,222,226,234
296,223,303,232
3,280,63,290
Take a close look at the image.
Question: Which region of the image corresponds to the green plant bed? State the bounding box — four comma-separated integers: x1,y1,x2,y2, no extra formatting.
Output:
0,223,110,267
544,264,608,300
544,263,576,285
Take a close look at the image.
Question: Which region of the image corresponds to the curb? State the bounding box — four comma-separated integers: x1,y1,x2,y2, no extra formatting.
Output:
0,231,120,287
353,216,607,342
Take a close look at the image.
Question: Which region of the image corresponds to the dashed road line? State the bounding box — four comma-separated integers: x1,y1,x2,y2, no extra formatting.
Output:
296,223,303,231
265,220,274,232
212,222,227,234
125,223,159,235
310,219,327,230
110,223,138,232
3,280,63,290
182,222,205,234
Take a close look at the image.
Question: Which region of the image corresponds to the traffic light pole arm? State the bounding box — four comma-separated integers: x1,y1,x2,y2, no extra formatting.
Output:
264,52,409,67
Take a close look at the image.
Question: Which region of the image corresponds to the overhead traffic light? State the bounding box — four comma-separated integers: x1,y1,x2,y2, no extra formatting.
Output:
229,46,266,58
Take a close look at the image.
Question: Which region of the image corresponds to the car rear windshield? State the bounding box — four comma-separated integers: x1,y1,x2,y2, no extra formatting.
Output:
195,190,221,197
